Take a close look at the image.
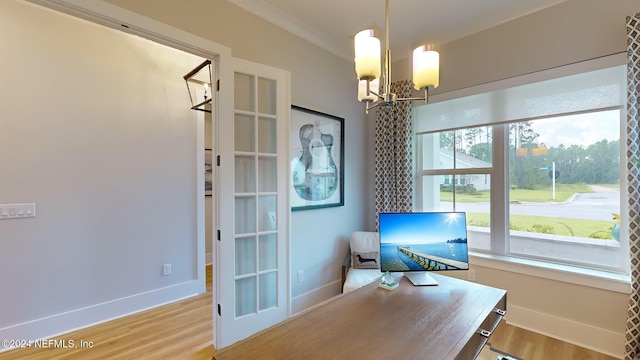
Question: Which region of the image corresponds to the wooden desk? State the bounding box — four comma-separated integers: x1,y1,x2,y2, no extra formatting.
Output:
214,273,506,360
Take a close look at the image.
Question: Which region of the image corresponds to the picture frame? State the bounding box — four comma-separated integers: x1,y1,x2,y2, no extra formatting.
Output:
205,148,213,196
290,105,344,211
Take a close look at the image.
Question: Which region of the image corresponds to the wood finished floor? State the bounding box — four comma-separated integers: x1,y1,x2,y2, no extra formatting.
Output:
0,266,216,360
0,267,618,360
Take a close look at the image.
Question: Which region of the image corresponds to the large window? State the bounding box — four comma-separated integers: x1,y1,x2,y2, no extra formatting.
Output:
414,63,627,274
416,127,493,251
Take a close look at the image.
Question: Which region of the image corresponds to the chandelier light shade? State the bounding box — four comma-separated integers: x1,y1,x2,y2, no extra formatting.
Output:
354,29,381,80
413,45,439,90
354,0,440,113
358,78,380,102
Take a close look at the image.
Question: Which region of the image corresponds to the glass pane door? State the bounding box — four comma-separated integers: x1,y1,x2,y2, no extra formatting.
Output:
233,72,279,317
218,57,289,348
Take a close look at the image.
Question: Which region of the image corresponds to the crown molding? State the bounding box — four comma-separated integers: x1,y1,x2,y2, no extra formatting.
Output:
226,0,351,61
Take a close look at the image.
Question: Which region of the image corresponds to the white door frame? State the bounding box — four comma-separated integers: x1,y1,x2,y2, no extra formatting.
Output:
26,0,233,349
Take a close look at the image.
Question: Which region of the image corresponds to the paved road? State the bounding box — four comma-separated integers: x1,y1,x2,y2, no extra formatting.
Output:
448,187,619,221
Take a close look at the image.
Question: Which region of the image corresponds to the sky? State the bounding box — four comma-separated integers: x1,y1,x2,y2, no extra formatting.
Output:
530,110,620,148
379,212,467,244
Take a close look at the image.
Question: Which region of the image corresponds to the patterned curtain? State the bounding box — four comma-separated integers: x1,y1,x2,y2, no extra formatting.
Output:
625,12,640,360
374,79,414,230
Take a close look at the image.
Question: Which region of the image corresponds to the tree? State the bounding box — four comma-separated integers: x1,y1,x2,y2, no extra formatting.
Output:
463,127,482,151
509,121,539,149
509,121,542,189
439,131,454,151
534,140,620,186
468,142,492,162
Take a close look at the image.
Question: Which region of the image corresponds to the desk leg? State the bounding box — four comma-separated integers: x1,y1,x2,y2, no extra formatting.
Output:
486,342,524,360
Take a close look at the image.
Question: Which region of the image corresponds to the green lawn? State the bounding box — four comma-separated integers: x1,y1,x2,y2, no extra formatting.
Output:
443,183,618,239
440,183,592,203
509,183,590,202
466,212,615,239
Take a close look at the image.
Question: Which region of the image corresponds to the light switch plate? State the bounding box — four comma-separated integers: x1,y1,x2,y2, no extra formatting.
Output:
0,203,36,219
163,264,172,276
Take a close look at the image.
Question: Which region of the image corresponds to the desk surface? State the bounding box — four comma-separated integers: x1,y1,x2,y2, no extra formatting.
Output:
214,273,506,360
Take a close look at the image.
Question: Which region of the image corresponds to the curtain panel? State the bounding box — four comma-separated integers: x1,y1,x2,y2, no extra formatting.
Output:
625,11,640,360
374,80,414,230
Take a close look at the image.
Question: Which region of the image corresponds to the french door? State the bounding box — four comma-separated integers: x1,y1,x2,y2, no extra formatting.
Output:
216,57,290,348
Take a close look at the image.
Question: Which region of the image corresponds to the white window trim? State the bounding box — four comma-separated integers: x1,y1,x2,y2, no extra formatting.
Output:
414,53,630,291
470,251,631,294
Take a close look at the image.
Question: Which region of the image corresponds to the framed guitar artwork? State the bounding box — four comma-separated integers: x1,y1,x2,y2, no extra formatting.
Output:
290,105,344,211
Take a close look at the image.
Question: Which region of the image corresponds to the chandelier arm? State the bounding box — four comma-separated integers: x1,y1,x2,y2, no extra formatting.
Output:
367,100,383,112
367,89,384,99
396,96,427,101
365,100,383,114
397,89,430,103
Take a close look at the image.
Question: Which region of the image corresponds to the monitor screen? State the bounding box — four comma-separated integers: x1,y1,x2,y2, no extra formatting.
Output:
379,212,469,273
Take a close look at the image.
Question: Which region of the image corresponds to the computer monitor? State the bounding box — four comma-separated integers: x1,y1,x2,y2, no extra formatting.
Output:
379,212,469,286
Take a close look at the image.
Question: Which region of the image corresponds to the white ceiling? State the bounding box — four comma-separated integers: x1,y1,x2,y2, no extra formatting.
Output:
228,0,567,61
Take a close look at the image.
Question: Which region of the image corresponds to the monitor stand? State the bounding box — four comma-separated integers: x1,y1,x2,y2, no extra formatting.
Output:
404,272,438,286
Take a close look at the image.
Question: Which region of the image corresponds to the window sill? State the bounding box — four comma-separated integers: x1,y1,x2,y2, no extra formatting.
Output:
469,252,631,294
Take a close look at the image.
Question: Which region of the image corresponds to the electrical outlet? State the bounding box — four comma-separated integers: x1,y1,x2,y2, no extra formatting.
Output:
468,269,476,281
163,264,172,276
297,270,304,282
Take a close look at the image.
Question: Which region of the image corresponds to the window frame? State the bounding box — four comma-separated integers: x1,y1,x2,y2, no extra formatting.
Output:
412,56,630,290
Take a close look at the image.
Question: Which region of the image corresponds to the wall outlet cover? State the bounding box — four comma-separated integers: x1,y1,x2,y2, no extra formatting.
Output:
163,264,172,276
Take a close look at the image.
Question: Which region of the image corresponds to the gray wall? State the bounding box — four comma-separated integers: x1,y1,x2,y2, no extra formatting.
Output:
393,0,632,92
0,0,205,340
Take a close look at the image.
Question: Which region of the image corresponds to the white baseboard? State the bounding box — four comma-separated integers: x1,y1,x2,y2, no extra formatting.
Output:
206,251,212,265
291,280,342,315
0,280,201,352
506,304,624,359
